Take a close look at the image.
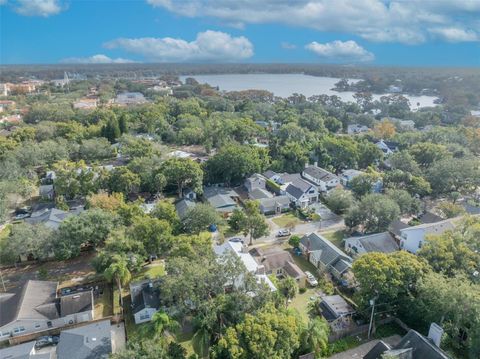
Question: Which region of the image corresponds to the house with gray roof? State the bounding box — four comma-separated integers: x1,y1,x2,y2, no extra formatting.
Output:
364,329,451,359
244,173,266,193
129,280,161,324
57,320,112,359
203,186,239,215
300,233,352,281
258,195,290,215
25,207,83,230
250,247,306,288
344,232,399,256
281,174,318,208
175,198,196,219
302,163,340,192
400,218,457,254
0,280,94,341
319,295,355,322
248,188,273,201
0,340,53,359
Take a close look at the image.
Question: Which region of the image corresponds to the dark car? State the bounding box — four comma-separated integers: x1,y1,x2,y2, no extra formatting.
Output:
35,335,59,349
60,287,73,295
228,237,244,243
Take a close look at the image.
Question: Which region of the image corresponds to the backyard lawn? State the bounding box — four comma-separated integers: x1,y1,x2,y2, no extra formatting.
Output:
272,213,302,228
133,260,165,281
93,285,113,318
288,287,320,322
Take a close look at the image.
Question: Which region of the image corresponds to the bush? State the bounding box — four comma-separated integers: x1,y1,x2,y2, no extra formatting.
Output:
299,287,307,294
266,179,281,193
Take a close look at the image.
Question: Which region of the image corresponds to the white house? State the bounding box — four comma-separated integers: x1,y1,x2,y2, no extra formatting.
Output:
400,218,456,254
283,174,319,208
130,280,161,324
302,163,340,192
214,241,276,291
0,281,94,341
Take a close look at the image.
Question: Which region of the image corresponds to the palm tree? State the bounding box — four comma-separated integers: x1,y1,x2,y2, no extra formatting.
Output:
150,311,180,338
304,317,330,357
104,255,131,311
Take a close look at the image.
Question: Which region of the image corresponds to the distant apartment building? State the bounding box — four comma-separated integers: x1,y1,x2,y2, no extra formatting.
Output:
73,98,98,110
115,92,148,106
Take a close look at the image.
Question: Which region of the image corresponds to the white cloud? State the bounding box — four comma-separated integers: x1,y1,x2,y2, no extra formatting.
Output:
281,42,296,50
306,40,374,62
147,0,480,44
104,30,254,62
429,27,479,42
61,54,136,64
12,0,64,17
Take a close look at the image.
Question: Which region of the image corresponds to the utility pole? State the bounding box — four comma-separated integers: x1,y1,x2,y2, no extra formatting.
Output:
368,298,375,339
0,270,6,292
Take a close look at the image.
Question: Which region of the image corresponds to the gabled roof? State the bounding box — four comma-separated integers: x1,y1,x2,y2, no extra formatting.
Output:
57,320,112,359
15,280,58,322
249,188,272,200
363,329,451,359
400,218,456,234
284,261,306,279
258,195,290,208
130,281,160,315
203,187,238,210
26,207,83,230
300,233,352,267
419,211,444,224
175,199,196,219
346,232,399,254
389,220,410,237
60,291,93,317
285,184,307,200
262,170,277,179
303,166,338,182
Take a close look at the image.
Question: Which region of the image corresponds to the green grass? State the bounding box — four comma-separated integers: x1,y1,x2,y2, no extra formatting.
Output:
133,261,165,281
272,213,302,228
288,287,318,322
328,335,363,355
288,248,320,275
321,230,346,250
94,284,113,318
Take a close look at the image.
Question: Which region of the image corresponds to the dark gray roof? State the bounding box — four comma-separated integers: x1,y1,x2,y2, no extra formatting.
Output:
363,341,391,359
130,281,160,315
57,320,112,359
258,195,290,208
301,233,352,271
60,291,93,316
303,166,338,182
364,330,451,359
285,184,306,200
419,211,444,224
347,232,399,253
248,188,272,200
332,259,352,274
25,208,83,230
203,187,237,210
0,280,58,326
175,199,196,219
389,220,410,237
262,170,277,179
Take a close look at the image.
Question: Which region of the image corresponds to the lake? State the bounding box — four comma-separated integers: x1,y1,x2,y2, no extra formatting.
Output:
180,73,438,110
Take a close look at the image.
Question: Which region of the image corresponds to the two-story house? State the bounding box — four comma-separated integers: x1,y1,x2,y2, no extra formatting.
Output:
301,163,340,192
399,218,456,254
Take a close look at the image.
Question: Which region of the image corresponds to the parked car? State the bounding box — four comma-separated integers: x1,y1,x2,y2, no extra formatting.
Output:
276,229,291,237
229,237,244,243
60,287,73,295
35,335,59,349
304,271,318,287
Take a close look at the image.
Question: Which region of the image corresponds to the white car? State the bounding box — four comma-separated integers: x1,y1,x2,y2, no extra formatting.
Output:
304,271,318,287
276,229,291,237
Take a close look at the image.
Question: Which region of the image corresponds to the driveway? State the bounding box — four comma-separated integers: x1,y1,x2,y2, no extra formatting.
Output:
111,322,126,353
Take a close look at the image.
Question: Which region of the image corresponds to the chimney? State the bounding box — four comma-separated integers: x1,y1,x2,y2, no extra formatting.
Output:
428,323,444,347
305,162,309,168
314,161,318,167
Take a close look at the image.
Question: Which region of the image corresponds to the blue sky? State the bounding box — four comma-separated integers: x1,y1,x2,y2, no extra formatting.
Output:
1,0,479,66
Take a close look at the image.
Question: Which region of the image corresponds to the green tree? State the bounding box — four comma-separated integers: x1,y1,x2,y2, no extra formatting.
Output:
182,203,221,234
107,166,141,196
353,251,426,308
0,223,53,264
53,160,98,199
349,174,375,198
151,201,180,229
54,209,117,259
325,188,355,214
408,142,450,168
278,277,298,307
386,189,422,215
288,235,301,248
213,304,303,359
427,158,480,195
104,254,131,309
162,158,203,197
229,200,269,245
128,216,172,256
345,194,400,233
301,317,330,358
